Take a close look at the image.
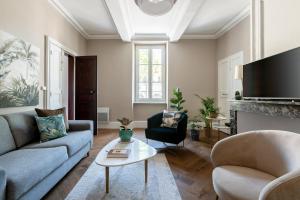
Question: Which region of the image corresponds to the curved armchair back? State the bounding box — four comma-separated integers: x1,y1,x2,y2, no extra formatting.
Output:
211,130,300,177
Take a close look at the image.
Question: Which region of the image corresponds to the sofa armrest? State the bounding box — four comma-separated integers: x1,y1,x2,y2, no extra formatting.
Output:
211,131,259,168
147,113,163,129
259,170,300,200
0,167,6,200
68,120,94,133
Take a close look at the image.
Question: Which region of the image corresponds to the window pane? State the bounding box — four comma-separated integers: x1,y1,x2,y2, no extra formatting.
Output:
152,91,162,99
152,49,162,64
152,83,162,92
139,91,148,99
152,65,162,82
139,65,148,82
138,49,149,64
139,83,148,92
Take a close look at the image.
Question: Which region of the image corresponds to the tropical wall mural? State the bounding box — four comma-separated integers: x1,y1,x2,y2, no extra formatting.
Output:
0,30,40,108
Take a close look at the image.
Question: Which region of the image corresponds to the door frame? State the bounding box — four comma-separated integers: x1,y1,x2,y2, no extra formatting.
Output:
45,36,78,109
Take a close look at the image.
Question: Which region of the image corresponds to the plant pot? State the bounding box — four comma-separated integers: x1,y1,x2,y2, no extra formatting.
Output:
203,127,212,138
209,112,218,118
119,128,133,142
190,129,200,141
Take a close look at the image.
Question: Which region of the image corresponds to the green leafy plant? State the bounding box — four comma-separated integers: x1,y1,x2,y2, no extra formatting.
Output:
170,88,187,113
117,117,133,130
195,95,219,128
188,118,201,130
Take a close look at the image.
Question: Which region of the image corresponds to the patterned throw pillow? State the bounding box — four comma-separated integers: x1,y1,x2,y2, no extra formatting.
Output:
161,110,182,128
35,115,68,142
35,107,69,131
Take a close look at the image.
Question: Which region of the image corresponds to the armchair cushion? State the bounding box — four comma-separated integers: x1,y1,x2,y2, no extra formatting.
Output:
161,110,182,128
213,166,276,200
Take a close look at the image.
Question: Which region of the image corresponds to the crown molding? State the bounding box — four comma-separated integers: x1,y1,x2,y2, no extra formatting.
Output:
48,0,89,39
214,5,250,38
181,34,216,40
49,0,250,41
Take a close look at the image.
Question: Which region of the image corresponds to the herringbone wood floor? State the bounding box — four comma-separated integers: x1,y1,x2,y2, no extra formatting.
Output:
43,129,225,200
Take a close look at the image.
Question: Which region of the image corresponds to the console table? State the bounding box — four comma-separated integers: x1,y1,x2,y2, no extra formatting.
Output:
229,100,300,135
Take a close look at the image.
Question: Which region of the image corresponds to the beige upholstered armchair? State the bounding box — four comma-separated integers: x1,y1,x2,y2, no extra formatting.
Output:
211,130,300,200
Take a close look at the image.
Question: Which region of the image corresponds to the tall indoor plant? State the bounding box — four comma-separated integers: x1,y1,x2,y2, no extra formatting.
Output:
195,95,219,137
170,88,188,113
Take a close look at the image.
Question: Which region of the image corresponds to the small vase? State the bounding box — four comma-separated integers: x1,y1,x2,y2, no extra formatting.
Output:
119,128,133,142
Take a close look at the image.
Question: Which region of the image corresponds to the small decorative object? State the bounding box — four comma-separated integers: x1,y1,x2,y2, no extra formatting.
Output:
117,117,133,142
235,91,242,100
188,118,201,141
195,95,219,138
170,87,188,113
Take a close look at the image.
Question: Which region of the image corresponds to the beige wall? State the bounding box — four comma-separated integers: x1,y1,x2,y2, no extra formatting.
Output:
263,0,300,57
168,40,217,118
217,16,251,64
87,39,217,121
0,0,87,114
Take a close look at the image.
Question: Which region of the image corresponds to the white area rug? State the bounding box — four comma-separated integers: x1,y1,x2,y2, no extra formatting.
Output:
65,154,181,200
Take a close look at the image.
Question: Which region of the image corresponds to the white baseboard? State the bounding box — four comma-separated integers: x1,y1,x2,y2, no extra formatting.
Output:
98,121,147,129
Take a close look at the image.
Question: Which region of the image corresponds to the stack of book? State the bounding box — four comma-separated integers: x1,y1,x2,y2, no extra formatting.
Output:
107,149,131,158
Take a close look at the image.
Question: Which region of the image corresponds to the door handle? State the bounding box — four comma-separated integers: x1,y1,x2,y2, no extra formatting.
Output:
89,90,95,95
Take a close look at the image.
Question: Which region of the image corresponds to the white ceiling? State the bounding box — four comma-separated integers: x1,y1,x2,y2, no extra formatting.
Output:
50,0,250,41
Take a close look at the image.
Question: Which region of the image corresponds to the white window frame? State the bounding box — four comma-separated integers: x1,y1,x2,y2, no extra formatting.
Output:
134,44,166,103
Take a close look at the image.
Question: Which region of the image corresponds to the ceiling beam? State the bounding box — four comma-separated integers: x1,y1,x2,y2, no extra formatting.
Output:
168,0,206,42
104,0,133,42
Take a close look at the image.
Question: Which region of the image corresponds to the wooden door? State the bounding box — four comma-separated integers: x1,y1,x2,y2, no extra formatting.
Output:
75,56,97,134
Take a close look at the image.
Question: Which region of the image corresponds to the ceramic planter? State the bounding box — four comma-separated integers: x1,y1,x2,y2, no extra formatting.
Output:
119,128,133,142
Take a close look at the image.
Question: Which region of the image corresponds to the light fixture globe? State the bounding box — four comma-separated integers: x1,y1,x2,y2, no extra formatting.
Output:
135,0,177,16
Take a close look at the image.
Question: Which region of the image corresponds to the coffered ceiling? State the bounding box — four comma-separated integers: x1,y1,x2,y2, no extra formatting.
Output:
49,0,250,41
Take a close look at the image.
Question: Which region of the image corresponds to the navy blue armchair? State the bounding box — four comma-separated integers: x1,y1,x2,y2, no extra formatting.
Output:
145,112,188,146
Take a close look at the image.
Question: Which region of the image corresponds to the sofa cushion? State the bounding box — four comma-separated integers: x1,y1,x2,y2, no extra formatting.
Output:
35,107,69,131
3,111,39,148
213,165,276,200
23,130,92,156
35,115,68,142
0,147,68,200
0,117,16,156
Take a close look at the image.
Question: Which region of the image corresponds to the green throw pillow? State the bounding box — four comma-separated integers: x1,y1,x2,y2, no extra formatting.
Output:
35,114,68,142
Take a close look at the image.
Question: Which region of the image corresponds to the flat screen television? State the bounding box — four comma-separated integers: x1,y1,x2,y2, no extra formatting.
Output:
243,47,300,99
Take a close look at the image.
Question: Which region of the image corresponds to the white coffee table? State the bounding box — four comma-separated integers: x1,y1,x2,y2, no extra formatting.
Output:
95,137,157,193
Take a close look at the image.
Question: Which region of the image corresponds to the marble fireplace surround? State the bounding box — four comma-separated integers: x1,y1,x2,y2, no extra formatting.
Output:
230,100,300,135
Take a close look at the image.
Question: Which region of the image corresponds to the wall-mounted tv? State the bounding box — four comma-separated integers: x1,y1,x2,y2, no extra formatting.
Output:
243,47,300,99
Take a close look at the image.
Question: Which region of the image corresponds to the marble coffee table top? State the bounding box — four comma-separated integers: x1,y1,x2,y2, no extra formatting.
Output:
95,138,157,167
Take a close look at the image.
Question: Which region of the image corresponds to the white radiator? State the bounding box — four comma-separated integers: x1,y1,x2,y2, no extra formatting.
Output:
97,107,109,123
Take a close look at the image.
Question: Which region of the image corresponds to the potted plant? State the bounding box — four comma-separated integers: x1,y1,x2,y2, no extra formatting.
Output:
188,118,201,141
195,95,219,137
117,117,133,142
170,88,188,113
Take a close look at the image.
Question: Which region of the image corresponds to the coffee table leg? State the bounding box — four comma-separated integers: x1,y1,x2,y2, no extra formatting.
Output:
145,159,148,183
105,167,109,193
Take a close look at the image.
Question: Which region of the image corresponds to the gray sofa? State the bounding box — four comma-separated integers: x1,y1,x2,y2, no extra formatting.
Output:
0,111,94,200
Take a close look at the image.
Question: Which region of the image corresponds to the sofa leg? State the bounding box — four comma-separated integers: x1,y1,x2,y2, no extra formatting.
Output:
183,140,185,147
87,152,90,157
216,195,219,200
146,139,148,144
